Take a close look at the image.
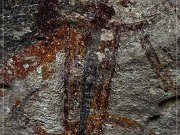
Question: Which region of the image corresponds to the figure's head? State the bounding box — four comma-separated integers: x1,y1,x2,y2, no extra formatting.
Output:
86,1,115,29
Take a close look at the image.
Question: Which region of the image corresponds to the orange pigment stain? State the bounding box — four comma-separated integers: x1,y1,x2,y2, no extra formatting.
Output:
0,26,85,83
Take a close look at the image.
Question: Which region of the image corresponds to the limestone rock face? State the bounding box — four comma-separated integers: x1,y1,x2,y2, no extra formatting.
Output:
0,0,179,135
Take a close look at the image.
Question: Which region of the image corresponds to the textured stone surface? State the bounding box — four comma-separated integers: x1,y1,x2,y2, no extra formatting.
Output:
0,0,179,135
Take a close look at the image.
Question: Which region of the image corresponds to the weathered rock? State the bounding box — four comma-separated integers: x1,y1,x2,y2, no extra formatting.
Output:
0,0,179,134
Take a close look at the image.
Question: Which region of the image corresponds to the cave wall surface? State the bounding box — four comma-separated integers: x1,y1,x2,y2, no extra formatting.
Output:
0,0,180,135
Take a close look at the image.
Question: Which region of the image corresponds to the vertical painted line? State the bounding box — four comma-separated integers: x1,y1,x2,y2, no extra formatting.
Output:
79,30,101,135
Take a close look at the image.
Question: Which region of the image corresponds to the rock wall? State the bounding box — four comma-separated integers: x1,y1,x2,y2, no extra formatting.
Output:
0,0,179,135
